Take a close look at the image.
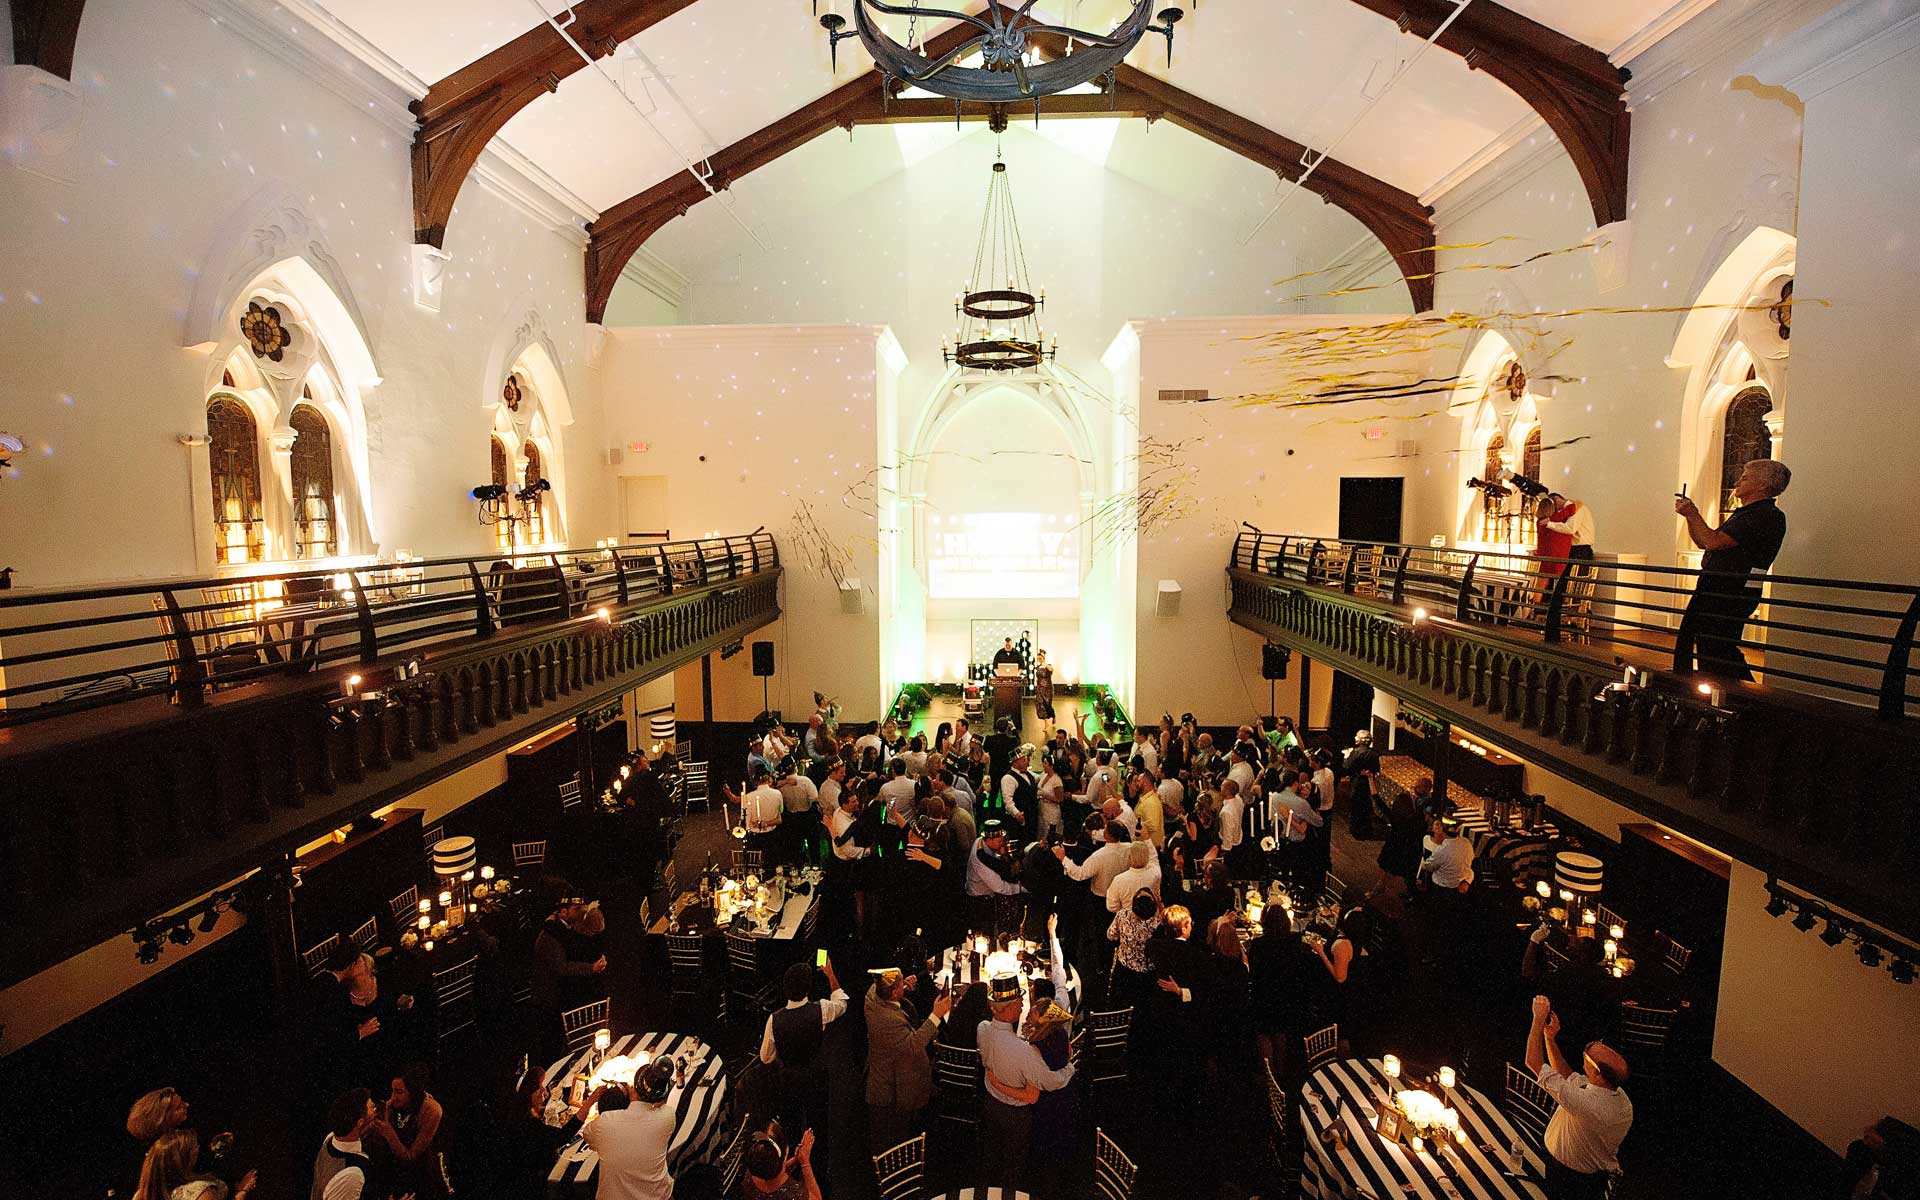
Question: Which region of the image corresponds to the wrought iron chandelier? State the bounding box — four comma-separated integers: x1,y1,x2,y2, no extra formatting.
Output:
944,153,1056,371
818,1,1185,100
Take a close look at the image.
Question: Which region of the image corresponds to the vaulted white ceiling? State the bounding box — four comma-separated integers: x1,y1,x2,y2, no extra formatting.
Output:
308,0,1704,253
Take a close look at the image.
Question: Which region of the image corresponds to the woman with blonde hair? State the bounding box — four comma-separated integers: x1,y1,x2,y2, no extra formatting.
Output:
135,1130,254,1200
127,1086,190,1143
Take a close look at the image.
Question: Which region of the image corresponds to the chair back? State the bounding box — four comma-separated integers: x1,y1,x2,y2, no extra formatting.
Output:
561,999,610,1055
1086,1007,1133,1083
349,917,379,953
870,1133,926,1200
932,1043,982,1124
559,779,583,811
1539,940,1572,977
1094,1127,1139,1200
433,955,480,1043
1617,1001,1680,1083
1659,934,1693,975
512,840,547,868
714,1115,751,1199
797,896,822,942
1502,1062,1556,1147
422,824,445,849
1303,1023,1340,1070
639,896,652,931
1594,903,1624,932
1260,1059,1289,1139
667,931,708,996
302,934,341,977
659,858,678,897
733,847,764,875
684,761,710,809
1322,870,1348,908
389,886,421,925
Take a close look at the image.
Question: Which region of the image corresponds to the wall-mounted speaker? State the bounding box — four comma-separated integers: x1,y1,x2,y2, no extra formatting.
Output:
751,640,775,677
1262,643,1291,680
1155,579,1182,617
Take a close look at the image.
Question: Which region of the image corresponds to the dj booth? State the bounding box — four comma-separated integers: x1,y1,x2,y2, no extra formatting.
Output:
991,661,1024,721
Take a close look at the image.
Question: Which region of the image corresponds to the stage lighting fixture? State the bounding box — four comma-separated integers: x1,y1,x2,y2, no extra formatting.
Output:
198,907,221,933
470,483,508,502
135,939,162,965
1792,907,1818,933
1891,960,1915,985
168,923,196,947
1858,942,1883,968
1820,918,1848,947
1764,893,1788,919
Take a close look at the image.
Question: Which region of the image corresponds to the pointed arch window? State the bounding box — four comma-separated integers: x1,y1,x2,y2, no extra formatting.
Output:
1479,431,1507,542
290,404,338,558
1720,387,1774,515
490,437,513,551
1521,427,1542,482
522,442,547,545
207,396,265,564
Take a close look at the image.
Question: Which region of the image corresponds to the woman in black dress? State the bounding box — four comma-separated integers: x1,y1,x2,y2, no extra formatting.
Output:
1033,650,1055,726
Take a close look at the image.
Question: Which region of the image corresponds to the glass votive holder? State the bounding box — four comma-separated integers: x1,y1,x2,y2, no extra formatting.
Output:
481,865,495,881
1581,910,1597,927
594,1028,611,1054
438,891,453,908
1609,923,1624,940
417,915,431,930
1438,1066,1456,1089
1536,880,1551,898
1382,1054,1401,1079
419,899,433,914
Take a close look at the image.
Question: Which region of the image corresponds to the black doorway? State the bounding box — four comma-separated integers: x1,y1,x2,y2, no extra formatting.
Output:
1339,476,1404,545
1329,671,1375,748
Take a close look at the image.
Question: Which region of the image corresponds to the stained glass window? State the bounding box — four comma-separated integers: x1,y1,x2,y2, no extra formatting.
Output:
207,397,265,564
290,404,338,558
1720,387,1774,514
1480,432,1506,541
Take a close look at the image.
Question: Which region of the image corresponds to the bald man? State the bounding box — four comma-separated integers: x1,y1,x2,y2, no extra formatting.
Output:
1526,995,1633,1200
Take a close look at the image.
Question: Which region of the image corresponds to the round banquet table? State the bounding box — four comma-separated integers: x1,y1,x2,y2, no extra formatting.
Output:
1299,1058,1548,1200
540,1030,731,1197
936,945,1081,1013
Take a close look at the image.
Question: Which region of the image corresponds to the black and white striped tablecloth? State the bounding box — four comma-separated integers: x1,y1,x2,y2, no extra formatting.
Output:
541,1031,732,1195
1453,808,1558,883
1299,1058,1547,1200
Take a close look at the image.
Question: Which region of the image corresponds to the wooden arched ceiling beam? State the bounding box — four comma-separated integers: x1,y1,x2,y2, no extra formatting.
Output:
587,26,1437,321
11,0,88,79
409,0,704,248
1341,0,1630,227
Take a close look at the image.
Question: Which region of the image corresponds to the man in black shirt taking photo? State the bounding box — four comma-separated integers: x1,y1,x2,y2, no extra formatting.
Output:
1673,458,1790,680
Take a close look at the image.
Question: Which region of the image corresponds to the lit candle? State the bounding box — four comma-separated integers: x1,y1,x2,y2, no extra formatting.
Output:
461,870,475,883
594,1028,611,1054
1438,1066,1456,1089
481,865,495,881
423,939,434,952
419,899,433,914
1536,880,1551,898
1582,910,1597,927
417,915,430,930
1558,889,1574,904
1604,939,1618,961
1382,1054,1401,1079
1411,1135,1426,1154
1611,963,1624,978
1609,923,1624,940
974,934,989,956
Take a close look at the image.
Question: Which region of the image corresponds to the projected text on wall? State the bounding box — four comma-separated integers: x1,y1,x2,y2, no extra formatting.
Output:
928,512,1078,599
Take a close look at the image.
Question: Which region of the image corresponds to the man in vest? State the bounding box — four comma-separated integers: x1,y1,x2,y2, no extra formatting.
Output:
998,745,1039,839
311,1088,385,1200
531,885,607,1066
758,957,848,1138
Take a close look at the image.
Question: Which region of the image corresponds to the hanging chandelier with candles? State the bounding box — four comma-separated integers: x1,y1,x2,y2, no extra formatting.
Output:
818,1,1186,101
943,154,1056,372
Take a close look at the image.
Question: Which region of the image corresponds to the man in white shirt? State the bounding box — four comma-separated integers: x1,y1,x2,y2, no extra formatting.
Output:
1100,796,1138,839
1271,770,1322,846
801,713,831,764
898,734,929,778
966,821,1026,898
1155,769,1186,821
877,759,918,825
1526,995,1632,1198
312,1088,378,1200
817,760,845,820
1544,491,1597,559
951,718,974,758
1105,839,1162,913
1217,780,1246,856
1054,822,1133,903
728,769,785,860
977,977,1077,1197
759,959,848,1130
1226,745,1257,798
579,1063,678,1200
852,721,886,766
775,762,820,864
1130,728,1159,774
1420,815,1475,891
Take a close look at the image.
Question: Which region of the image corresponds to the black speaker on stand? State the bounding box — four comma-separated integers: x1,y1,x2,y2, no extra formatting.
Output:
1262,643,1291,717
751,640,775,719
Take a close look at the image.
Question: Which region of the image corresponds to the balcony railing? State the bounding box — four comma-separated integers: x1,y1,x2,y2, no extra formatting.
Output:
0,532,777,726
1230,531,1920,718
0,532,781,986
1226,529,1920,942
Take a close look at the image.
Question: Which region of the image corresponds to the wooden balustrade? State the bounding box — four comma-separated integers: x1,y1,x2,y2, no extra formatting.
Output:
1226,562,1920,943
0,559,781,987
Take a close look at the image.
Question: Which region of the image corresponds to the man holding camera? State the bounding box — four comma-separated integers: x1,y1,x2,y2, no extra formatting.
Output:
1673,459,1790,680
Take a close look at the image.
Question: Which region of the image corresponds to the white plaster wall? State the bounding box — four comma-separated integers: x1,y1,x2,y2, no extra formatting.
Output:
598,325,890,722
1123,315,1424,725
1399,7,1816,578
0,0,611,588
